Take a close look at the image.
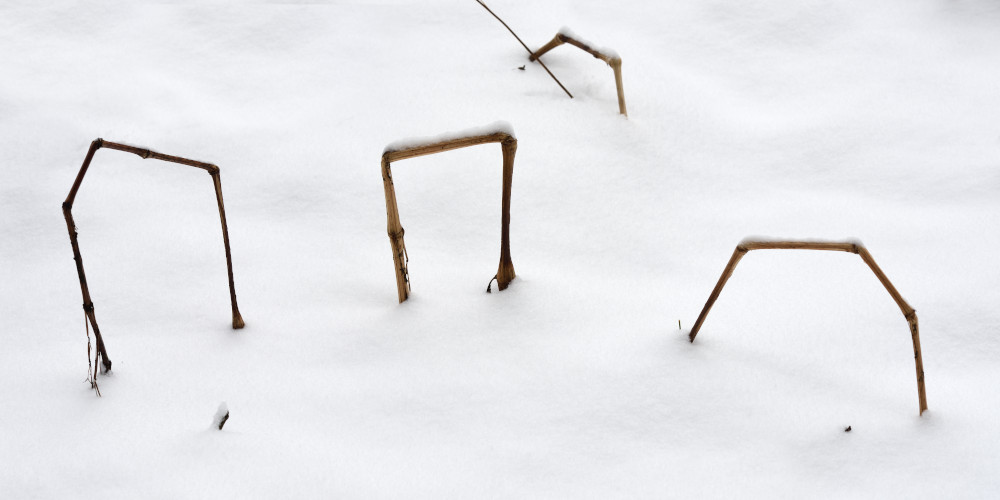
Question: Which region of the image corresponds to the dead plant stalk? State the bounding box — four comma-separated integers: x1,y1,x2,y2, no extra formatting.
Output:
687,240,927,415
530,31,627,116
381,131,517,303
62,139,245,375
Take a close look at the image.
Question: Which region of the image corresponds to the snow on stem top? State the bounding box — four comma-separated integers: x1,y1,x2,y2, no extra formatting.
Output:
382,121,516,157
556,26,620,61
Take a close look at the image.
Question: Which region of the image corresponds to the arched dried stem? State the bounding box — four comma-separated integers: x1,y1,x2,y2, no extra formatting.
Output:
530,30,627,116
381,128,517,303
62,139,245,373
688,240,927,415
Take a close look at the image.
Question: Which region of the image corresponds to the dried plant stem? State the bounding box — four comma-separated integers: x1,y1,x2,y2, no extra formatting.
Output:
530,32,627,116
688,240,927,415
85,312,100,396
474,0,573,99
381,131,517,303
63,138,245,374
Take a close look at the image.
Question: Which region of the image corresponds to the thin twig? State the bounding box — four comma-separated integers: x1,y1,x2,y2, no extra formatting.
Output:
474,0,573,98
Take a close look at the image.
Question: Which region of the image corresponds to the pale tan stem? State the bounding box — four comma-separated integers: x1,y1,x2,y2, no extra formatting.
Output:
739,240,858,252
687,247,747,343
529,33,627,116
528,36,564,62
381,157,409,303
381,131,517,303
384,133,512,162
562,36,616,64
610,59,627,117
856,246,914,317
855,245,926,414
688,239,927,415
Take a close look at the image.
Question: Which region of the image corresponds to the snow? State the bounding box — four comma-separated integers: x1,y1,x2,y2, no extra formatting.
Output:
383,120,515,155
2,0,1000,497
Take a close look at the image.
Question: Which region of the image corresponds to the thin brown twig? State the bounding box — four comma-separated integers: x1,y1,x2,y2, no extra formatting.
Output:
85,312,100,396
474,0,573,98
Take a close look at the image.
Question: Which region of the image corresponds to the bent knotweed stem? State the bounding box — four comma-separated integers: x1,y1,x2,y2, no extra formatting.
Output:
687,240,927,415
63,139,245,372
530,30,627,116
381,129,517,303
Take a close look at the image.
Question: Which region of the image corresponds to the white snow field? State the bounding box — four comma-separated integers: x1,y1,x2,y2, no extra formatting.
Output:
2,0,999,497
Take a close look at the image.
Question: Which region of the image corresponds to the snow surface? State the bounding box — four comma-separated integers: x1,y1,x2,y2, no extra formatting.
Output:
2,0,1000,498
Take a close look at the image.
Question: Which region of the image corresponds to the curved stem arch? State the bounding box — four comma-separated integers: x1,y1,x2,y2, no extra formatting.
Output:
381,126,517,303
688,239,927,415
63,139,245,373
529,30,627,116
